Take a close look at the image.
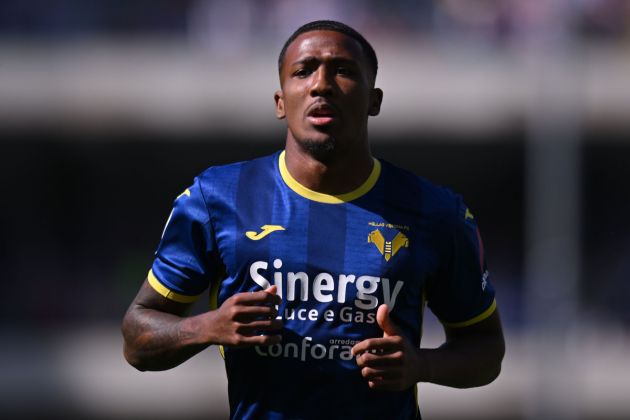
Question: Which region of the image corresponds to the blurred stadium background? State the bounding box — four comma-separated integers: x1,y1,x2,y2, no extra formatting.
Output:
1,1,629,419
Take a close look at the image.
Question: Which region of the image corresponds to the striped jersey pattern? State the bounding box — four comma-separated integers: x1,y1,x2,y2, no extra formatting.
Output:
149,151,496,420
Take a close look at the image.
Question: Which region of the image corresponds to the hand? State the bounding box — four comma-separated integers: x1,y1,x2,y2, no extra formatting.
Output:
203,285,283,348
351,304,423,391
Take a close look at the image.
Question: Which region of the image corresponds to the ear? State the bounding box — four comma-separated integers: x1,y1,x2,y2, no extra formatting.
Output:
274,90,286,119
368,88,383,116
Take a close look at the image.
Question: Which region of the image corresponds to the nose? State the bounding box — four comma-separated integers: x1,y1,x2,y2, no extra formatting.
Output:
309,66,334,97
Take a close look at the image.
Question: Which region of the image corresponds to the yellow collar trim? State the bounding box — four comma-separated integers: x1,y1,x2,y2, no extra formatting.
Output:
278,150,381,204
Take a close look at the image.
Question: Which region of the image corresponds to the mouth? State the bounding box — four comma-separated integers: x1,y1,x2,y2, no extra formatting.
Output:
306,102,337,126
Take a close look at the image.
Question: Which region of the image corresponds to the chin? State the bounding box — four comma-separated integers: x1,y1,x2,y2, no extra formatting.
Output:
301,137,336,159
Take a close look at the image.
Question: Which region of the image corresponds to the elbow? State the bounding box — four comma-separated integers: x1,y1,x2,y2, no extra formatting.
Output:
456,361,502,389
462,339,505,388
123,343,148,372
479,339,505,386
482,337,505,385
121,315,148,372
483,361,502,385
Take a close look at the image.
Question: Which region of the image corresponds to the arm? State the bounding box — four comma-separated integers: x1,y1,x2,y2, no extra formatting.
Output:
122,279,282,371
420,307,505,388
351,304,505,390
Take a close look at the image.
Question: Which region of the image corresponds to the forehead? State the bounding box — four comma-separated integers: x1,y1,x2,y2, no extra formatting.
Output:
284,30,366,66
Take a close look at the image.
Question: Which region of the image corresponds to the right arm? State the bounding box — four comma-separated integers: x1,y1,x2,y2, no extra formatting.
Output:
122,280,282,371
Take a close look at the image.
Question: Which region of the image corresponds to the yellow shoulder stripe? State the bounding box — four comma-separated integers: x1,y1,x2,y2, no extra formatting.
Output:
441,299,497,328
278,151,380,204
176,188,191,200
147,270,201,303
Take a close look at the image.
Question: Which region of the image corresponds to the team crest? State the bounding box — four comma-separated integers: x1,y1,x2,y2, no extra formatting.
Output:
367,229,409,262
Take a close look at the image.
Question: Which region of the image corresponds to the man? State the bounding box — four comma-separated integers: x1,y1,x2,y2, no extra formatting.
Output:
122,20,505,419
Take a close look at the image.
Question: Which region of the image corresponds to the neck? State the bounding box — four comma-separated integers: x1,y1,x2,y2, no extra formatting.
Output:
284,135,374,195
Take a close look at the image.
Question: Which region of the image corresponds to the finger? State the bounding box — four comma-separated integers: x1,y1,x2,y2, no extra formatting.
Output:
234,290,282,305
356,351,404,368
233,333,282,347
377,304,401,338
236,319,283,333
233,305,278,320
352,337,402,356
263,285,282,305
360,366,401,381
352,338,387,355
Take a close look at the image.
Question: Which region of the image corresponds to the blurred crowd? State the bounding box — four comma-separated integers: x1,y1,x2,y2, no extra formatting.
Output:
0,0,628,46
1,0,629,331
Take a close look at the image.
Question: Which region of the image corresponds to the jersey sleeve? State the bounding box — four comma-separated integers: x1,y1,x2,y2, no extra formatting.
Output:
426,196,496,327
148,176,217,303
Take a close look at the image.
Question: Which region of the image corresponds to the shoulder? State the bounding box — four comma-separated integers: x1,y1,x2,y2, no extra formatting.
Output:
196,152,279,183
194,152,280,197
378,159,461,221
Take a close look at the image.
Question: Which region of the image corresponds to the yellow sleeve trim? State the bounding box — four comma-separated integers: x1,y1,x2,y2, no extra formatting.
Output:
278,151,381,204
441,299,497,328
147,270,201,304
208,271,226,359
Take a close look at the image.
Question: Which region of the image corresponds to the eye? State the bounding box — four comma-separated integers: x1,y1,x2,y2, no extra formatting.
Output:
336,66,354,77
293,68,312,78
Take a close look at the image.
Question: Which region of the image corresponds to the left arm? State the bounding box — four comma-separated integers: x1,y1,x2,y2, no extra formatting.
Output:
419,307,505,388
352,304,505,390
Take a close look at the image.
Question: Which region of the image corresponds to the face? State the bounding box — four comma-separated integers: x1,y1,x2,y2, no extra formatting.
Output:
275,30,382,156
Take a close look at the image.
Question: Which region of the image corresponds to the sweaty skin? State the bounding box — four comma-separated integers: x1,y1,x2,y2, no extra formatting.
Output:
122,283,282,371
274,30,383,195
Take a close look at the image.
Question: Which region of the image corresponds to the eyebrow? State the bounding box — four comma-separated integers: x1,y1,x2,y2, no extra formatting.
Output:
290,56,359,67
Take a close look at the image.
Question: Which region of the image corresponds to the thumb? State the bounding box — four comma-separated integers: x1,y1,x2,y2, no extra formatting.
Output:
376,304,399,337
264,284,282,306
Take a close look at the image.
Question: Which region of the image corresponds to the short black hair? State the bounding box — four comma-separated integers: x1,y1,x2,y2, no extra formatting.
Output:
278,20,378,81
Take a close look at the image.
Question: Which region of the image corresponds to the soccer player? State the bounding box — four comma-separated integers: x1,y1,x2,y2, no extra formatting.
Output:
122,20,505,419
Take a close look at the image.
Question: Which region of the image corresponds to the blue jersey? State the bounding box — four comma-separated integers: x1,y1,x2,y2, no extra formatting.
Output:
149,151,496,419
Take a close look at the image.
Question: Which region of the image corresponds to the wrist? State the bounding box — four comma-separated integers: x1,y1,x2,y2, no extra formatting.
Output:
178,312,215,347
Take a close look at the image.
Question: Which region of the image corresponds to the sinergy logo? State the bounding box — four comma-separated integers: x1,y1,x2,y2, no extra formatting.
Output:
249,258,404,310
